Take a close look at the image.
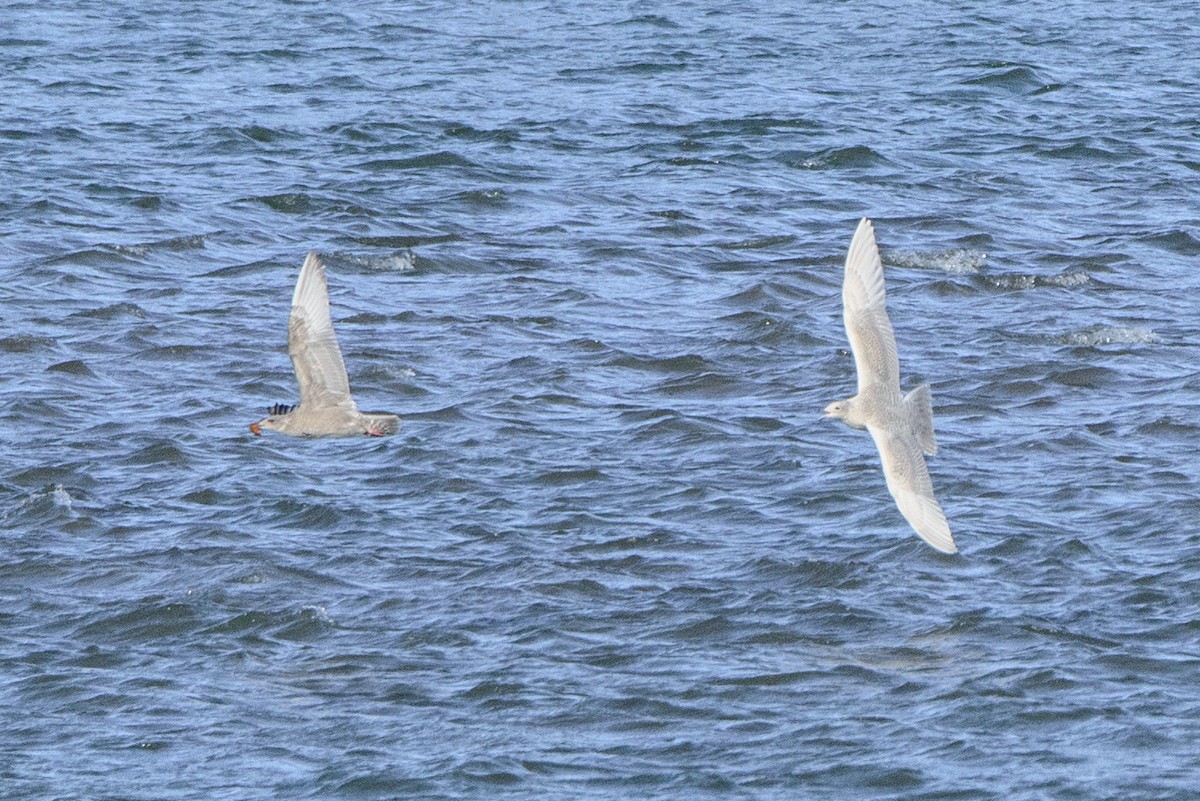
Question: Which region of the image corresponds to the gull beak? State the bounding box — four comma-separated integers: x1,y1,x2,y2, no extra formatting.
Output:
249,422,262,436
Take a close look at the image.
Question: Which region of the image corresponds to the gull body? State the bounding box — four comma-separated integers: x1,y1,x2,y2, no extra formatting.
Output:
823,219,956,554
250,252,399,438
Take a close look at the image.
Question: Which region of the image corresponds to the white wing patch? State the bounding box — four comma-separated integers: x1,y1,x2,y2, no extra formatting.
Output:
869,425,956,554
288,252,357,411
843,218,900,393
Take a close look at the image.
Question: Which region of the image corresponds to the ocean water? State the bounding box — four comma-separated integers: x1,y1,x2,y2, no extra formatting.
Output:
2,1,1199,798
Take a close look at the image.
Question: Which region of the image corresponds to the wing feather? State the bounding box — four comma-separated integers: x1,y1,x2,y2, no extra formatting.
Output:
288,252,356,410
868,424,956,554
843,218,900,393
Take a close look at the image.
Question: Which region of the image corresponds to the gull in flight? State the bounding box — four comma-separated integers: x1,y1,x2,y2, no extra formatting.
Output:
249,252,399,438
823,219,956,554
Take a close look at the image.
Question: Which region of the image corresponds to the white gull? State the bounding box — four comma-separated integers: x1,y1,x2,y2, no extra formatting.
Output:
823,219,956,554
250,252,399,438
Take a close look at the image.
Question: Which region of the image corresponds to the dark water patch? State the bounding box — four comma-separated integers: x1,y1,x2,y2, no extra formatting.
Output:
1138,228,1200,255
736,415,788,433
718,280,816,309
535,467,608,486
248,193,316,213
7,463,88,488
752,556,858,588
359,151,476,171
651,371,742,398
274,605,336,642
265,498,349,530
69,302,146,320
779,145,889,170
353,232,460,248
138,344,208,361
649,208,696,221
82,183,166,211
75,600,201,645
0,37,51,48
1046,366,1116,388
568,530,683,555
123,441,188,467
453,188,510,207
607,352,713,374
992,378,1051,400
444,123,521,144
960,64,1051,93
0,335,56,352
334,773,437,797
342,311,389,325
131,194,162,210
199,258,277,279
647,218,706,238
615,13,682,30
238,124,294,143
717,234,795,251
43,79,121,94
181,487,224,505
46,359,95,376
400,404,468,422
533,578,611,599
155,233,207,251
1038,140,1131,162
1134,416,1195,438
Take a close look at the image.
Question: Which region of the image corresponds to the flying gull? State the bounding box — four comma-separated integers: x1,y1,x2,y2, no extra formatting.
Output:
823,219,956,554
249,252,399,438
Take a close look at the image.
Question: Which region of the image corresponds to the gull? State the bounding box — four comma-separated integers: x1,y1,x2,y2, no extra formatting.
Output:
249,252,399,438
823,219,956,554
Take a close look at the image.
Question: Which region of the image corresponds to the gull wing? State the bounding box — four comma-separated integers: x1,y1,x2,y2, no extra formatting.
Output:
868,424,956,554
843,218,900,394
288,252,357,411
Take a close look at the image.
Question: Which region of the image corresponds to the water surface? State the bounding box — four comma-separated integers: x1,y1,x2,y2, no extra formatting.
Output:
2,2,1199,799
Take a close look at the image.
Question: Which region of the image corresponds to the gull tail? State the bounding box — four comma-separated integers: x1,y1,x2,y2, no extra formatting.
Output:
363,413,399,436
903,384,937,455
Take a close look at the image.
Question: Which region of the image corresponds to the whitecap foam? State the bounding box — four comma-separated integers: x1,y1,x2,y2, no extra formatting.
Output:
358,250,416,272
890,249,988,275
2,484,74,521
1060,326,1159,346
51,484,74,509
991,271,1090,290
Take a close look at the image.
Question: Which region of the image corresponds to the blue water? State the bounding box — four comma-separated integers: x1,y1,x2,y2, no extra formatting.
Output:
3,2,1199,799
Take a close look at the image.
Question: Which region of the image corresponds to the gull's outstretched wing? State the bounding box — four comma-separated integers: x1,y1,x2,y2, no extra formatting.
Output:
288,252,357,411
843,218,900,394
868,424,956,554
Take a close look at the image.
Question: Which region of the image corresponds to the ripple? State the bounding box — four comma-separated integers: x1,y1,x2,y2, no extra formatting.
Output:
961,64,1049,93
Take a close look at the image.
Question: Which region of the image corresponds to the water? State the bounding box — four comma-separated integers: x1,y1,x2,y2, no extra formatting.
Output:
2,1,1199,798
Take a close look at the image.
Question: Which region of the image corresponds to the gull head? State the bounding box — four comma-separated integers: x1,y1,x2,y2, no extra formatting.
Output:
823,397,861,428
249,404,297,436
